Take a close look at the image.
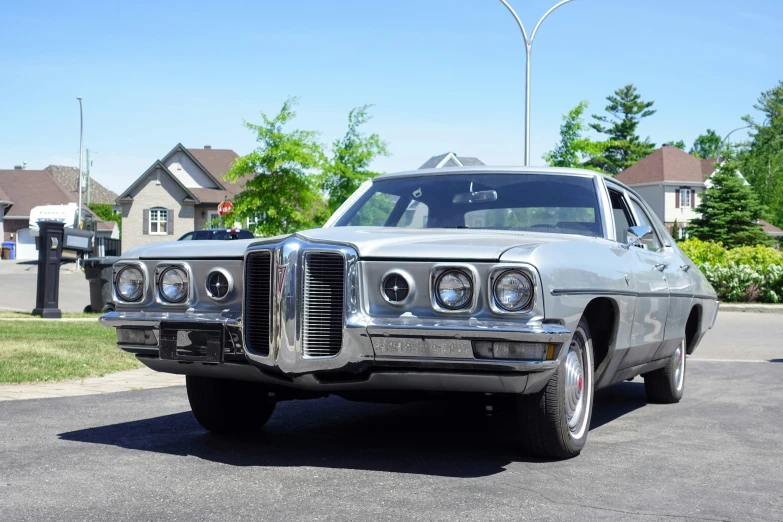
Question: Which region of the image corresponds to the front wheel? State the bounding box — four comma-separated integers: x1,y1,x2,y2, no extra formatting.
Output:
517,317,595,459
186,376,276,434
644,340,686,403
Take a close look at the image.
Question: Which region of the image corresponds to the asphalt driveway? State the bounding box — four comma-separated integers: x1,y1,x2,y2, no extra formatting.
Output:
1,312,781,521
0,261,90,313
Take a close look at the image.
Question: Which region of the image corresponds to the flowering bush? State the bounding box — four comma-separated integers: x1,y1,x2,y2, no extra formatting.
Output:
681,239,783,302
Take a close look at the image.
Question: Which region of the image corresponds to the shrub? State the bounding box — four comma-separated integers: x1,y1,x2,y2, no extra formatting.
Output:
724,244,783,268
700,262,783,303
679,238,727,265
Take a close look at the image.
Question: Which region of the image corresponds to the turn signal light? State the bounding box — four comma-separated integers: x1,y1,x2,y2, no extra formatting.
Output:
473,341,557,361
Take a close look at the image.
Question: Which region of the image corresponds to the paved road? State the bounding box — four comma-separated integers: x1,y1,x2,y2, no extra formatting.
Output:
0,261,90,313
1,312,782,521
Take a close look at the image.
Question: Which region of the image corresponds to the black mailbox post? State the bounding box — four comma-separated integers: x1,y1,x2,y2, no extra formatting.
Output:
32,221,65,318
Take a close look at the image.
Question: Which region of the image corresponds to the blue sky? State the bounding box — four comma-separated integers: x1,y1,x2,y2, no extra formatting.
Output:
1,0,781,194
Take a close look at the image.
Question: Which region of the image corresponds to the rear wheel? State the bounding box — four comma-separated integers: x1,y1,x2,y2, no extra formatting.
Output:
517,317,594,459
186,376,276,434
644,340,686,403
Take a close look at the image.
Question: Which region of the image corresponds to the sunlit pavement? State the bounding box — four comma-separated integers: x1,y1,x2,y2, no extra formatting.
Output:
1,312,781,521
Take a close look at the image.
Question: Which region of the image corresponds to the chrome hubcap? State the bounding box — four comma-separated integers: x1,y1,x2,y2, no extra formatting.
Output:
674,343,685,391
565,346,585,430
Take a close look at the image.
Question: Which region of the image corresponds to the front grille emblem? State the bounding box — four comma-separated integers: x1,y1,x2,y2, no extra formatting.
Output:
277,265,287,293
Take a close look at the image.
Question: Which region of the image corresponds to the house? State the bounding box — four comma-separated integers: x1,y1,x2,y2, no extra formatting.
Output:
0,165,119,259
615,145,718,239
419,152,485,169
760,219,783,242
116,144,244,251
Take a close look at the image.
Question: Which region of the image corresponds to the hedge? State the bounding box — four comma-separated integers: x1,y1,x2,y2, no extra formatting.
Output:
679,239,783,303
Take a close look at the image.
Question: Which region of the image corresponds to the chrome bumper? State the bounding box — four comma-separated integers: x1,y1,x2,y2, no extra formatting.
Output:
100,311,570,393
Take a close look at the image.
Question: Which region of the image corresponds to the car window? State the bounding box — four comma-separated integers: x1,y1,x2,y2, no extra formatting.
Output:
609,189,634,243
629,199,663,252
348,192,401,226
193,230,214,240
178,232,194,241
336,174,602,236
236,230,255,239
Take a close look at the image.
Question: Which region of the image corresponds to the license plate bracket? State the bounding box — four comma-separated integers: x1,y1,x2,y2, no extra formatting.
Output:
160,322,223,363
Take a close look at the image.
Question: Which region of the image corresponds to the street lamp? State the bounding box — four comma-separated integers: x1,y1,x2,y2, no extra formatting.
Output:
719,124,752,156
77,97,84,229
498,0,575,166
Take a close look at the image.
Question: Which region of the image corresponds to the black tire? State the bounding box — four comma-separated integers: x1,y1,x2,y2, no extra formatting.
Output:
517,317,595,459
101,304,115,314
83,305,92,314
644,340,686,404
186,375,276,434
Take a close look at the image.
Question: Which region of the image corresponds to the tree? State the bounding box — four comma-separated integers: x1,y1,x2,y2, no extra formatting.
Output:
739,81,783,227
88,203,121,234
666,140,686,150
587,84,657,175
690,129,723,159
321,105,389,215
543,101,606,171
687,159,770,248
223,97,327,236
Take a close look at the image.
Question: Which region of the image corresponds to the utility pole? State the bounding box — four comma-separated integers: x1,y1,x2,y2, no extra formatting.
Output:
498,0,575,166
77,97,84,229
85,148,91,207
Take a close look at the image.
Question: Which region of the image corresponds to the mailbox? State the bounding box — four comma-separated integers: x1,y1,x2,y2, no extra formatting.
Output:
62,227,93,254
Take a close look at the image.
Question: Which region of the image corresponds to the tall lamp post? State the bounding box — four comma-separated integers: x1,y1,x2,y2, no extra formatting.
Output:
77,97,84,229
719,124,752,157
498,0,575,166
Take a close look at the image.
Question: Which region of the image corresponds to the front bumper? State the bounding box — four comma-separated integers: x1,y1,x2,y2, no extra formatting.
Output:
100,311,570,394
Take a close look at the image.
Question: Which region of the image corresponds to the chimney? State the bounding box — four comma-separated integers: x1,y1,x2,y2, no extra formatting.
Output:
204,145,212,149
14,165,22,170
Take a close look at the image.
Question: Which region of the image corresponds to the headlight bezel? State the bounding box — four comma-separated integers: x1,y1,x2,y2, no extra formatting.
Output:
156,264,191,305
430,265,478,313
489,265,537,315
114,264,146,303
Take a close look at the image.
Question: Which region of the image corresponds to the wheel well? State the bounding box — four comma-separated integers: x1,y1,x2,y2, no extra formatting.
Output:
685,305,702,354
582,297,617,379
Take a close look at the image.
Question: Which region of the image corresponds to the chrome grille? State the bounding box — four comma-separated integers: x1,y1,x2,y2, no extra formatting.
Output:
244,251,271,356
303,252,345,357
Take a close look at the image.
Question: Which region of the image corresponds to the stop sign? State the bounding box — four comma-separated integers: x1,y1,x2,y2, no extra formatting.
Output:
217,201,234,216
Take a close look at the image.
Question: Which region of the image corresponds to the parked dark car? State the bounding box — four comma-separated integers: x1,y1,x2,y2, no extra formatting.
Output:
178,229,255,241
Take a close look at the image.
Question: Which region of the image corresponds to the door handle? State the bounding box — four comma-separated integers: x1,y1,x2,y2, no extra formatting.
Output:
654,263,668,272
680,264,691,272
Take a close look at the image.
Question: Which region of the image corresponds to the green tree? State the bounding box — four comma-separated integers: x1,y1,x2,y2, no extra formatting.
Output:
739,81,783,227
321,105,389,215
543,101,606,171
666,140,686,150
587,84,657,175
688,159,769,247
690,129,723,159
88,203,121,235
223,97,327,236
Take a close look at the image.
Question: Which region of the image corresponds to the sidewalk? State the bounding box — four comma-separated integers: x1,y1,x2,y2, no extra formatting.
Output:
0,367,184,402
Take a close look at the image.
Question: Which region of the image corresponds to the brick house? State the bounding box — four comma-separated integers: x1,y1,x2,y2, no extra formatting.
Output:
116,144,244,251
1,165,118,259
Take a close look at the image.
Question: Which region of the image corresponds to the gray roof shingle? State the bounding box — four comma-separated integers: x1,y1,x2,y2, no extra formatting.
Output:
44,165,118,205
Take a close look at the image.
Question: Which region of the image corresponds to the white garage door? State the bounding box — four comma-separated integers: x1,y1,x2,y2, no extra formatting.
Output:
15,228,38,260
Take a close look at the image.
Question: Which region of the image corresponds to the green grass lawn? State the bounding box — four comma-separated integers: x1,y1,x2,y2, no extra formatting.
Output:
0,320,140,384
0,311,100,319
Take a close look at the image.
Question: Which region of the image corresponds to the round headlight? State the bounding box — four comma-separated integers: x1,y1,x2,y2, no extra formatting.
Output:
159,267,188,303
436,270,473,310
116,266,144,302
493,270,534,311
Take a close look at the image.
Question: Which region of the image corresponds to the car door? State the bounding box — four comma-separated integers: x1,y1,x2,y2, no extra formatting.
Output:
629,197,694,360
612,190,670,370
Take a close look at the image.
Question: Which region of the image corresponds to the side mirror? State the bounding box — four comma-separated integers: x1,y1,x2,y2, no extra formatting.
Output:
623,225,653,249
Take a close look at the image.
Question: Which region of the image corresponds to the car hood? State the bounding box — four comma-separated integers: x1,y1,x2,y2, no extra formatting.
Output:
296,227,590,261
123,239,257,259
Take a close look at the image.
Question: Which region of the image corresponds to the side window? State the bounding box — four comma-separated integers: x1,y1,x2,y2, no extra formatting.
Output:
629,199,663,252
608,190,634,243
397,200,429,228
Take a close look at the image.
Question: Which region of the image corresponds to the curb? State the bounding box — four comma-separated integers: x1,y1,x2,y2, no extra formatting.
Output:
719,304,783,314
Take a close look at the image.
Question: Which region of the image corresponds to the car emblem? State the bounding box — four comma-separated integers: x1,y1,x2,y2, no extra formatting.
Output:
277,265,287,293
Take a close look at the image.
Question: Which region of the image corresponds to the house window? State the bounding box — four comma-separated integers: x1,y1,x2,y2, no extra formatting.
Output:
149,208,168,234
678,226,689,240
207,211,220,229
679,189,691,208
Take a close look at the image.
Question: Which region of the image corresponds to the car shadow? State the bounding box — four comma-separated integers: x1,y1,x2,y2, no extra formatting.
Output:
58,384,648,478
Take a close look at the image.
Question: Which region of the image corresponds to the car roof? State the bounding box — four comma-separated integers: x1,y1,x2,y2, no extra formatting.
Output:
374,165,606,182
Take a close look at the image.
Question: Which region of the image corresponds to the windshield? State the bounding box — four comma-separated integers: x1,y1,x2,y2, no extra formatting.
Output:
333,173,602,236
